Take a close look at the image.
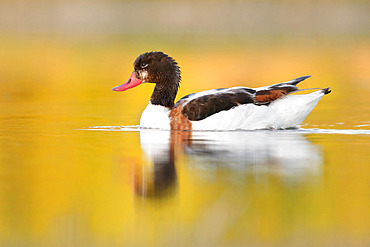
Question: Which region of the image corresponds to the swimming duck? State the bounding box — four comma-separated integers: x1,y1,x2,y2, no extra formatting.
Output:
113,51,331,130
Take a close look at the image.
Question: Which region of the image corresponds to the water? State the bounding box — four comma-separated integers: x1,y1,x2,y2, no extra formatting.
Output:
0,38,369,247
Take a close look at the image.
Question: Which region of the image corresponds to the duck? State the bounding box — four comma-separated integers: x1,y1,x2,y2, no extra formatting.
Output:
113,51,331,130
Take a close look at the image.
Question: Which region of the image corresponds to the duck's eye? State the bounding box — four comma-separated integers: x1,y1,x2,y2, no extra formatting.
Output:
141,62,148,68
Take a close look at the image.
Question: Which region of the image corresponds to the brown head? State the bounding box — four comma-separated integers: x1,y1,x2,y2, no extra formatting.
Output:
113,51,181,108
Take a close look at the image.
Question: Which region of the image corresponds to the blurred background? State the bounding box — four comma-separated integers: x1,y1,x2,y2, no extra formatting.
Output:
0,0,369,247
0,0,369,126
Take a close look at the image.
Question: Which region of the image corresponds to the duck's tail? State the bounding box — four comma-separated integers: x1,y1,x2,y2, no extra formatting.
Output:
285,77,331,96
269,88,330,129
292,87,332,95
322,87,331,95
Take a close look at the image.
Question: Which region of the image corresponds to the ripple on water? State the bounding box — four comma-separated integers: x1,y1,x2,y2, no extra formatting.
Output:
82,126,370,135
83,125,141,131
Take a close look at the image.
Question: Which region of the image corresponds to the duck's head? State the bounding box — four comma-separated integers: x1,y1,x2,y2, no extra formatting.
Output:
112,51,181,92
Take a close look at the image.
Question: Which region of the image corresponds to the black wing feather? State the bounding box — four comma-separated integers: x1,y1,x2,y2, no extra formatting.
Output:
181,88,254,121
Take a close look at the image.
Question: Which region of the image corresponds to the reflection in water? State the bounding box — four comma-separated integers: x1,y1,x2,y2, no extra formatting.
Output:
138,129,322,198
135,131,179,198
133,158,177,198
186,131,322,178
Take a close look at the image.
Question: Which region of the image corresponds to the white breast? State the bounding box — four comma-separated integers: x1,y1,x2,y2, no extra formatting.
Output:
140,103,171,129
